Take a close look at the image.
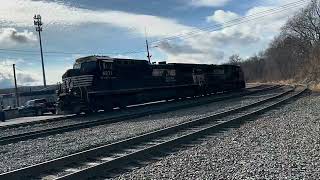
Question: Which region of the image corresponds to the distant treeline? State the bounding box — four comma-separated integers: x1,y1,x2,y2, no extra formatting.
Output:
229,0,320,85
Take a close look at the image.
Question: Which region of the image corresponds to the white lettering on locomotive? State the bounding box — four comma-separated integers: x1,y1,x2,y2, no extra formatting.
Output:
152,69,176,82
63,75,94,89
101,62,113,79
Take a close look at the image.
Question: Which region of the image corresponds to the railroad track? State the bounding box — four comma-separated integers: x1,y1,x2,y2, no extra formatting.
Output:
0,85,280,145
0,84,269,130
0,86,307,180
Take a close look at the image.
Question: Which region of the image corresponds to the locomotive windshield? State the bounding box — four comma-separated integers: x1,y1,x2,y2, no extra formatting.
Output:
73,61,97,72
81,62,97,72
73,63,81,69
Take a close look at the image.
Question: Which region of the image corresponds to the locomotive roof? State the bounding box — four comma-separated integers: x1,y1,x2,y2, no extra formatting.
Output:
75,56,148,64
75,56,240,68
152,63,241,70
153,63,221,67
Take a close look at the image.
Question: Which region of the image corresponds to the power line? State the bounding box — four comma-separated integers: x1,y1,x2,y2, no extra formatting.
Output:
43,20,56,29
161,3,307,43
152,0,307,43
15,67,24,72
151,0,307,45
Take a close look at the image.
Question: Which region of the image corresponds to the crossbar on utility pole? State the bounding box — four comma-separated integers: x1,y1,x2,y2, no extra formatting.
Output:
34,14,47,88
12,64,19,107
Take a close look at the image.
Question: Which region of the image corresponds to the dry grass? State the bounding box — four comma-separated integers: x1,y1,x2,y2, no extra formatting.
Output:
247,79,295,86
247,79,320,91
307,83,320,92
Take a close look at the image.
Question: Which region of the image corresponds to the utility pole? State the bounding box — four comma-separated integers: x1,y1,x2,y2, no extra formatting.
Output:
12,64,19,107
145,28,152,64
34,14,47,87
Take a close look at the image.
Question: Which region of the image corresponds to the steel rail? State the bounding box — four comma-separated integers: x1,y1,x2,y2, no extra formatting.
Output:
0,85,279,145
0,84,267,130
0,86,306,180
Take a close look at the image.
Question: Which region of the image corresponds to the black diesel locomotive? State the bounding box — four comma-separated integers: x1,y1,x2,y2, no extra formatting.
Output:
57,56,245,114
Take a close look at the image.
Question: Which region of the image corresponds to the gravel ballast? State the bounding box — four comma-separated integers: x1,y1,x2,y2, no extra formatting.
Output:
115,93,320,180
0,89,285,173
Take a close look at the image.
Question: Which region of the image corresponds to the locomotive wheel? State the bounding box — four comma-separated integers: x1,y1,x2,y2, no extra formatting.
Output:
50,110,56,114
84,110,92,115
72,106,81,115
56,109,76,115
103,106,113,112
115,100,128,109
56,108,63,115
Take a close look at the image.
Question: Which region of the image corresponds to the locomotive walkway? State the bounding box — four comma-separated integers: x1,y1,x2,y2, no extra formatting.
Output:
0,84,265,129
0,85,277,146
0,85,306,179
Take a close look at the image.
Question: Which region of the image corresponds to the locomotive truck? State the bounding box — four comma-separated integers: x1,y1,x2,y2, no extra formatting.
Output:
57,56,245,114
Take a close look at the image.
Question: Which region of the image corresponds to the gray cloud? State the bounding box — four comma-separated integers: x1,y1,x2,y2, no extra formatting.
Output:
208,50,224,60
0,74,13,88
189,0,231,7
9,30,34,43
0,28,37,47
16,73,38,84
0,71,39,89
157,40,225,64
209,31,260,46
158,41,203,55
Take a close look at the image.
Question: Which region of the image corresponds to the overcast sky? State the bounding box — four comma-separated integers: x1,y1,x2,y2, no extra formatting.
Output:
0,0,307,88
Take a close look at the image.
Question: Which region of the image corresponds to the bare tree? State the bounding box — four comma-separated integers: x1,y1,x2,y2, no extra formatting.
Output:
228,54,242,65
240,0,320,83
283,0,320,46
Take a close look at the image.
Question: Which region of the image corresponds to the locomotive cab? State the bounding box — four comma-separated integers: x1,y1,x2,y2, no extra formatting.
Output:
57,56,151,114
58,58,99,114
